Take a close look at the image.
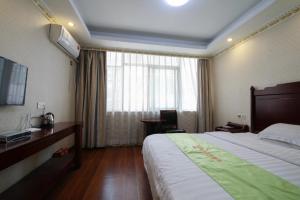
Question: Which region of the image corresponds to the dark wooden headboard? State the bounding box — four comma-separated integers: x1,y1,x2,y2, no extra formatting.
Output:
250,82,300,133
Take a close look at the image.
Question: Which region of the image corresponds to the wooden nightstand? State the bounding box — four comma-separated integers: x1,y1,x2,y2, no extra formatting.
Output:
215,122,249,133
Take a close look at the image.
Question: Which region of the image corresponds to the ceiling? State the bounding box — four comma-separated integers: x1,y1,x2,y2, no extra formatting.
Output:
74,0,260,42
42,0,300,56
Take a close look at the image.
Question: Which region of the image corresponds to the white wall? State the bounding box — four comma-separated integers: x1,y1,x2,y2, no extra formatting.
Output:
0,0,75,192
212,12,300,128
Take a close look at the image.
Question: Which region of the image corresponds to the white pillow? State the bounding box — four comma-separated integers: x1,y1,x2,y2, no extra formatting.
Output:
259,123,300,147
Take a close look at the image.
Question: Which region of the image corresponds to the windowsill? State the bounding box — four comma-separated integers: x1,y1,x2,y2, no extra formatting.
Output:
106,111,197,113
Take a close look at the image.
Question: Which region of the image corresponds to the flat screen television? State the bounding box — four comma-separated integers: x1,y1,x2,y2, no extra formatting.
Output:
0,56,28,105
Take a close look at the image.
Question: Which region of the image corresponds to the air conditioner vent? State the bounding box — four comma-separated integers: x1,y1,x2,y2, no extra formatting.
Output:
49,24,80,59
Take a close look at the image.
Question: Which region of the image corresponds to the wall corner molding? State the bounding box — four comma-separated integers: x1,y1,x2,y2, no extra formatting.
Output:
214,5,300,57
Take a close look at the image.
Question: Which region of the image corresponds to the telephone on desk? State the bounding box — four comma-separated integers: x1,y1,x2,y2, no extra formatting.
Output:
215,122,249,133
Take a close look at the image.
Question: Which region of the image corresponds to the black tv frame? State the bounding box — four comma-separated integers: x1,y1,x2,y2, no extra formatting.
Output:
0,56,28,106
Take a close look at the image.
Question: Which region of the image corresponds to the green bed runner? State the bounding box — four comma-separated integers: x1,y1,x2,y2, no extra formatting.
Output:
167,134,300,200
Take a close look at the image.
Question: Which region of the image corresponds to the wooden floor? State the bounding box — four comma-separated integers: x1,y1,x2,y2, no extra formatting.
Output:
48,147,153,200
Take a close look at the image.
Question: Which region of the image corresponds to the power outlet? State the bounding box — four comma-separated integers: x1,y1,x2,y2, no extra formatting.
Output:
37,102,46,110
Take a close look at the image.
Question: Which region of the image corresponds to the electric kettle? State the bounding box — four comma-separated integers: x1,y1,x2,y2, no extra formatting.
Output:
41,112,54,128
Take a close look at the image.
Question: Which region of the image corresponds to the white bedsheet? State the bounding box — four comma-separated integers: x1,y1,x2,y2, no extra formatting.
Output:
207,132,300,166
142,132,300,200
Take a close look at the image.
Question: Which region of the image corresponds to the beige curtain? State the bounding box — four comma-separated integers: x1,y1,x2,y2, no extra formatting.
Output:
75,50,106,148
197,59,213,133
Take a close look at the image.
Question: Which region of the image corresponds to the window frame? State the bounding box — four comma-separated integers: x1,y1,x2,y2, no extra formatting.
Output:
106,53,197,112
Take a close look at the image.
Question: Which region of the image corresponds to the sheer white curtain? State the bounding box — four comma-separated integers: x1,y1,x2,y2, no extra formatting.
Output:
106,52,197,145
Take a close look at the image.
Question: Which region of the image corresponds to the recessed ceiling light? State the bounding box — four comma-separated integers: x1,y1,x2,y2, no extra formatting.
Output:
68,22,74,27
165,0,189,7
227,38,233,42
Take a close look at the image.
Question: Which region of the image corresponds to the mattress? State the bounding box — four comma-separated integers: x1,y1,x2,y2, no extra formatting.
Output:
142,132,300,200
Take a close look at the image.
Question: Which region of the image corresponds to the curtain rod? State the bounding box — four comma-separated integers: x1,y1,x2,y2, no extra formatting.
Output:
80,47,210,59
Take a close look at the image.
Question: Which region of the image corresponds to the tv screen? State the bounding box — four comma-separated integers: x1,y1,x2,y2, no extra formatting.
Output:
0,56,28,105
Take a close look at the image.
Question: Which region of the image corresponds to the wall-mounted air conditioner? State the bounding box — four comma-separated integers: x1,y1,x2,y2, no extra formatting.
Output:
49,24,80,59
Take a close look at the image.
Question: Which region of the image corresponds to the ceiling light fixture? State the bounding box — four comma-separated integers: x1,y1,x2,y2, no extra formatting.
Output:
165,0,189,7
68,22,74,27
227,38,233,42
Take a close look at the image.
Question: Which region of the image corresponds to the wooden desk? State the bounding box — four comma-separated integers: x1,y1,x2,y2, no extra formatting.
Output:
0,122,82,199
141,119,165,136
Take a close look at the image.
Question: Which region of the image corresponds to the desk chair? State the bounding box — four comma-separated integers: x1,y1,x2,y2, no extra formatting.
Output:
160,110,186,133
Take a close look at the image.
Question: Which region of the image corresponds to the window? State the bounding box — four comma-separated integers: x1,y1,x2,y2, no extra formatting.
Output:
107,52,197,112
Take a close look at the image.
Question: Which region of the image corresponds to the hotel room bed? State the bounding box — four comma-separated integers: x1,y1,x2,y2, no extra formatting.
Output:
142,82,300,200
143,132,300,200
